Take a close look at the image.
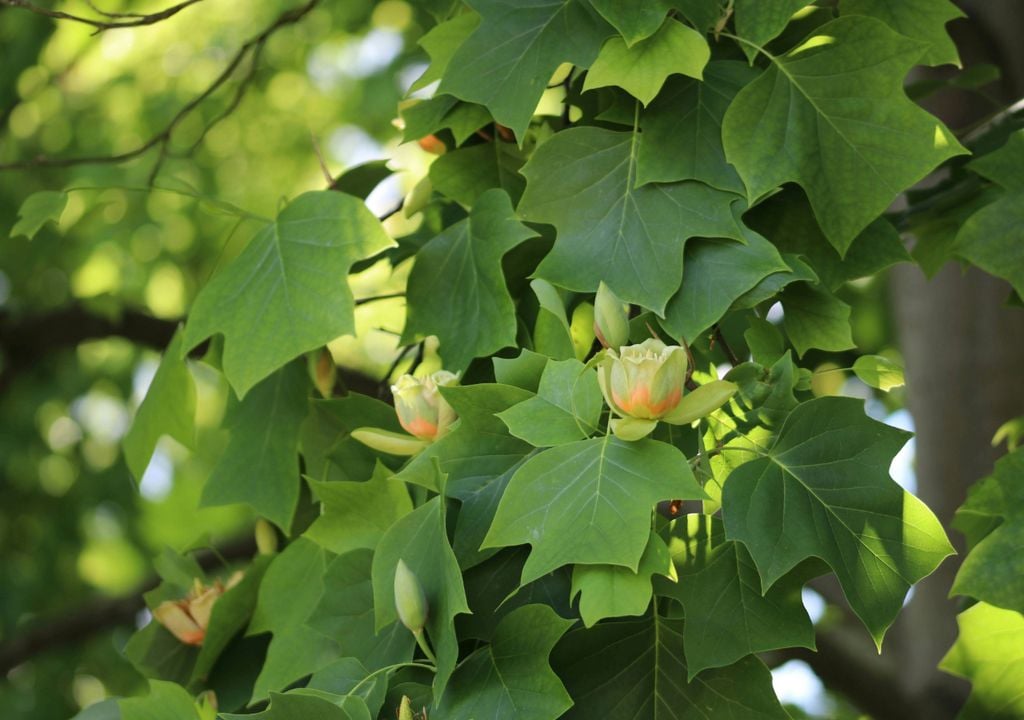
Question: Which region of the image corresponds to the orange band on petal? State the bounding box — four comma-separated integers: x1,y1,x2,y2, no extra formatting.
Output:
404,417,438,440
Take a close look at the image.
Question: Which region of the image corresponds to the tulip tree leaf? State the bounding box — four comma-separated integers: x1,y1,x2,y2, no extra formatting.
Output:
411,11,481,92
484,435,707,585
222,691,367,720
308,549,416,669
637,61,758,192
662,233,789,342
300,395,403,484
732,0,809,62
200,362,308,531
123,327,196,482
552,614,791,720
403,189,534,371
723,396,954,645
571,531,673,627
395,383,533,492
401,96,492,147
10,190,68,240
428,143,525,208
438,0,613,139
953,193,1024,299
119,680,201,720
722,16,965,255
434,605,573,720
940,602,1024,720
852,355,905,392
583,20,710,106
497,358,603,446
658,515,815,678
840,0,964,68
519,126,753,313
305,464,414,555
951,449,1024,613
248,539,341,702
371,497,469,699
968,130,1024,192
780,282,855,357
182,191,394,397
588,0,673,46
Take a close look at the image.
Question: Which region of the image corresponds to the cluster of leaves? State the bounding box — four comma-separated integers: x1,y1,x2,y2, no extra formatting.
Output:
16,0,1014,718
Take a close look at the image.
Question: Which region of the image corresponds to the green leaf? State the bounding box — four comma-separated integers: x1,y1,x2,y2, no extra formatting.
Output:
200,362,308,531
571,531,672,627
853,355,905,391
493,348,548,392
747,191,910,291
329,160,392,200
530,279,576,360
658,515,816,678
589,0,672,45
307,657,388,719
401,96,492,146
940,602,1024,720
952,449,1024,613
953,192,1024,299
371,497,469,699
395,383,532,491
308,549,416,669
497,358,603,446
11,190,67,240
410,11,481,92
402,189,535,371
637,61,757,192
968,129,1024,192
305,463,413,555
192,555,271,682
662,233,788,342
744,318,786,366
182,191,394,397
428,143,525,207
484,435,707,585
722,396,953,644
583,19,709,106
552,614,791,719
732,253,818,309
733,0,808,62
450,455,532,569
671,0,722,31
438,0,613,139
123,621,198,684
781,283,855,357
248,539,340,701
519,126,752,313
435,605,573,720
840,0,964,67
119,680,200,720
223,691,366,720
300,395,403,484
123,327,196,482
722,16,965,254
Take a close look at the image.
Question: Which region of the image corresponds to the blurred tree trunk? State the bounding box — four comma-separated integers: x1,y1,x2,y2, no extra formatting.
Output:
888,2,1024,715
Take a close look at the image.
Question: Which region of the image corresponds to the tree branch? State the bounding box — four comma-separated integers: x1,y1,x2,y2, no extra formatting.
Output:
0,0,321,174
0,534,256,676
0,0,202,32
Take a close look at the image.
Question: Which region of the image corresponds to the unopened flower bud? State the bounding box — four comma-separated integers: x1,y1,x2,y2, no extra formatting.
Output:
351,427,429,456
599,339,687,421
594,282,630,350
394,559,429,634
570,302,596,361
255,518,278,555
398,696,415,720
308,348,336,398
391,371,459,441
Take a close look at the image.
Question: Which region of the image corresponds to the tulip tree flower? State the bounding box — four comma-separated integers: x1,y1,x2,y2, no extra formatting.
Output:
153,572,243,646
352,370,459,456
599,338,737,441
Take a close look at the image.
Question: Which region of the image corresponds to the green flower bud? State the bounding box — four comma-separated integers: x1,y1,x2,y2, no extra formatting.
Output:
594,282,630,350
391,371,459,441
599,339,688,420
394,558,429,634
398,696,415,720
307,347,336,398
570,301,596,360
254,518,278,555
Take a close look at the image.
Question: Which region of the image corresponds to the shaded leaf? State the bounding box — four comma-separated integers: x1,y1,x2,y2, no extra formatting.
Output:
497,358,603,446
780,283,855,357
840,0,964,67
571,531,672,626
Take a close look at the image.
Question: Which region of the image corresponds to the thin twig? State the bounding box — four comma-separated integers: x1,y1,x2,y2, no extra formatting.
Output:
0,0,203,33
0,0,321,172
712,324,741,366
